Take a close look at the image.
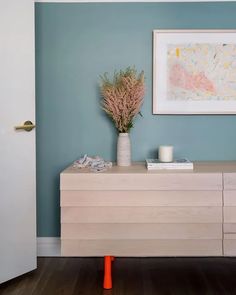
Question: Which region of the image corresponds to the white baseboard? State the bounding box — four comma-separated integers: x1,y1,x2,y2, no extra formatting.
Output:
37,237,61,257
35,0,236,3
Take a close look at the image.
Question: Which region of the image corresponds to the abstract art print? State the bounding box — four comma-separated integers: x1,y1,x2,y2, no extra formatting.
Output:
153,30,236,114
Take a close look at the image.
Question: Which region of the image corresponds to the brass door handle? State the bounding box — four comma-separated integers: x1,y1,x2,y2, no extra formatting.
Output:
15,121,36,132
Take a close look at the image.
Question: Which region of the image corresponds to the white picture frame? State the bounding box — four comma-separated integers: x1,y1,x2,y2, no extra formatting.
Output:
153,29,236,114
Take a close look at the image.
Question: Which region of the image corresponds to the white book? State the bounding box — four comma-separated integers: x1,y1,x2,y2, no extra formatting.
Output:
146,158,193,170
147,165,193,170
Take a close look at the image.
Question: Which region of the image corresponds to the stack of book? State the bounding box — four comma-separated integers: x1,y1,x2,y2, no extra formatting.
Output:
146,158,193,170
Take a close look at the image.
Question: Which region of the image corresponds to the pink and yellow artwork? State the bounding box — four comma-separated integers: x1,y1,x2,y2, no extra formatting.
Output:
167,44,236,101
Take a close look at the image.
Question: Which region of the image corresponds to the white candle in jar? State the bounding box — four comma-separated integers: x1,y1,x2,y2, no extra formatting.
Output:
159,145,174,162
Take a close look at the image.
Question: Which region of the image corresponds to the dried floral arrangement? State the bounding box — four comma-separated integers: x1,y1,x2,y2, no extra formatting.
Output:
100,67,145,133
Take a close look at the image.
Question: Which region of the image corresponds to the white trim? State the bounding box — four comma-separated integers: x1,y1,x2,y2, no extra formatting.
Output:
35,0,236,3
37,237,61,257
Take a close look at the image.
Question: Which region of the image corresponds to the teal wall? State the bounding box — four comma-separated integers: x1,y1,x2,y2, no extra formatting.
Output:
35,2,236,237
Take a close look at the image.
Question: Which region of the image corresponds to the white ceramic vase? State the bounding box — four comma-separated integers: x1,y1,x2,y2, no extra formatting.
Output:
117,133,131,166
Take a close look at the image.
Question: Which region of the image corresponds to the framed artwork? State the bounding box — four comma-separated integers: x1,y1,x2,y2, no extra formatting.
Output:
153,30,236,114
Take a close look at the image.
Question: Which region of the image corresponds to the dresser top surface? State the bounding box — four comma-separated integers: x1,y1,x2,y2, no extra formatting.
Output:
61,161,236,175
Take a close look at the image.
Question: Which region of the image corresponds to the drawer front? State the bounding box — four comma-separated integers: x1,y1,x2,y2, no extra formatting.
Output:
60,173,222,191
224,233,236,240
61,191,222,207
61,239,222,257
224,240,236,256
224,224,236,233
224,191,236,206
224,173,236,190
61,206,222,224
61,223,222,240
224,207,236,223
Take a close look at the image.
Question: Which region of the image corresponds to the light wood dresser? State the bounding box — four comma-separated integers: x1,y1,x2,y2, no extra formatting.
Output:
60,161,236,258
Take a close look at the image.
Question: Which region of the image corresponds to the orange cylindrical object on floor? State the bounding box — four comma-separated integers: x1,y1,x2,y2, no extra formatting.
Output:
103,256,112,289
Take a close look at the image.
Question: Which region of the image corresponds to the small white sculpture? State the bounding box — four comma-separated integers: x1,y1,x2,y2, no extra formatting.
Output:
73,154,112,172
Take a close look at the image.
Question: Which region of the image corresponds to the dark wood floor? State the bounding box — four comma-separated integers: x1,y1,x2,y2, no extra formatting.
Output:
1,257,236,295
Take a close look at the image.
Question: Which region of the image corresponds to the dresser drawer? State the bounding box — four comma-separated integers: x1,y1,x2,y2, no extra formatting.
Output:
224,191,236,206
61,190,222,207
224,207,236,223
61,173,222,191
61,223,222,240
224,234,236,256
61,239,222,257
224,173,236,190
224,224,236,233
61,206,222,224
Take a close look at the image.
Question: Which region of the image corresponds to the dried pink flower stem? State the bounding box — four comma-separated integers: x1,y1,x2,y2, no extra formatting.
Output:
100,67,145,133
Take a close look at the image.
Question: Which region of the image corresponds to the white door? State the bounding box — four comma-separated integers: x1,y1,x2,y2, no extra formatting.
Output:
0,0,36,283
